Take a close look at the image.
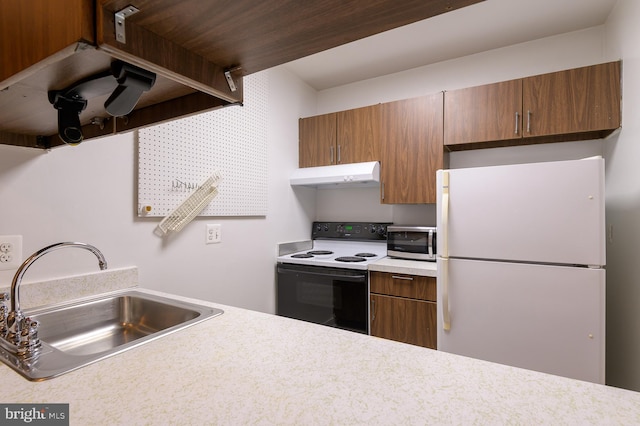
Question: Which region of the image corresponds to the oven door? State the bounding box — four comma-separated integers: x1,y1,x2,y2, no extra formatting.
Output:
276,263,368,334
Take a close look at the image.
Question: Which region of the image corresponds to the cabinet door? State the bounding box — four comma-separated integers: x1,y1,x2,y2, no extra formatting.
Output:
299,113,336,167
336,104,380,164
370,294,436,349
381,93,443,204
1,0,94,83
523,61,621,137
444,79,522,146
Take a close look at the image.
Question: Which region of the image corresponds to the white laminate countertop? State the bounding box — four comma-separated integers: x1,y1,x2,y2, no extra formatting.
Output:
369,256,437,277
2,270,640,425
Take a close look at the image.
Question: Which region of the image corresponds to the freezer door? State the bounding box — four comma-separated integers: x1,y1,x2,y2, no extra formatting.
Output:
436,157,605,266
437,258,605,384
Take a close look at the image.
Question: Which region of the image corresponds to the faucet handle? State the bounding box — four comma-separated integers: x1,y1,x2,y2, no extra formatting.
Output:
17,317,41,356
25,318,39,339
5,310,23,342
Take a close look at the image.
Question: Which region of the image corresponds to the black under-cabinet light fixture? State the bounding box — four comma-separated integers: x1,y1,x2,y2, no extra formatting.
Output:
48,60,156,145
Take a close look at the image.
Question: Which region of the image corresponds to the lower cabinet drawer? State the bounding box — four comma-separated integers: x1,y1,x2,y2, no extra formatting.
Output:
370,271,436,301
370,293,436,349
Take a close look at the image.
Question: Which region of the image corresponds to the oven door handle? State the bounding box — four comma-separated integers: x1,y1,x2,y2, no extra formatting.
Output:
277,266,366,281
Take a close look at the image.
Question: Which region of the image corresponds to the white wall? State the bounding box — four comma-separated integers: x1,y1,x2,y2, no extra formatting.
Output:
0,66,317,314
601,0,640,392
316,26,607,113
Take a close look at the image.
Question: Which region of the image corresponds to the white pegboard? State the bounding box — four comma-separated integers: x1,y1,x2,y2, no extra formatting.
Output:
137,72,268,217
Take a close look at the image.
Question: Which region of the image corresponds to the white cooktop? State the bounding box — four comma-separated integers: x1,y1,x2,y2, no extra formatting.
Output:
277,240,387,270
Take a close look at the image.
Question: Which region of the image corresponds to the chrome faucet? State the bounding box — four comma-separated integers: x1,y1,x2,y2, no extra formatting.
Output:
0,242,107,357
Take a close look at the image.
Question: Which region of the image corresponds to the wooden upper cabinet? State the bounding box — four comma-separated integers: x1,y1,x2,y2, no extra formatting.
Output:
380,93,444,204
0,0,94,84
299,113,337,168
523,61,622,137
298,105,380,168
337,104,381,165
444,61,621,150
444,79,522,146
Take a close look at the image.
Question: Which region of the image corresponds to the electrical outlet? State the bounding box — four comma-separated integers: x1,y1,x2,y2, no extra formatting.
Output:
206,224,221,244
0,235,23,270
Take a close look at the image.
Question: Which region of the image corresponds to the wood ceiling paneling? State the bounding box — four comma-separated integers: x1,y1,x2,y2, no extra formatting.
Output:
99,0,484,75
0,0,484,148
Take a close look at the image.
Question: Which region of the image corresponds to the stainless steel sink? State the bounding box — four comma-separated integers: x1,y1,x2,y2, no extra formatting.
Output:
0,290,223,381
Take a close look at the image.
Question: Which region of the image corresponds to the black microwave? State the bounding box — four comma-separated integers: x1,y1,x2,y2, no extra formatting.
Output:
386,226,437,261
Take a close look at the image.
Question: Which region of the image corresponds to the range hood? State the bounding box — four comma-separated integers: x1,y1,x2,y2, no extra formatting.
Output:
290,161,380,188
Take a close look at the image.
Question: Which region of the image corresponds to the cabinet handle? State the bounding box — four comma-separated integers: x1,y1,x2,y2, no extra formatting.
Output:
371,299,376,322
526,110,531,133
381,182,385,201
391,275,414,281
329,146,334,164
514,111,520,135
337,145,342,163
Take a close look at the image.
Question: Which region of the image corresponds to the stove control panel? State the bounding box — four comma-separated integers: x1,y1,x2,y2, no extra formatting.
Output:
312,222,392,240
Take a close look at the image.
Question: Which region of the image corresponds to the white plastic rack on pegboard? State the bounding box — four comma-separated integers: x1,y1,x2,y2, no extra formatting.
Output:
155,172,222,235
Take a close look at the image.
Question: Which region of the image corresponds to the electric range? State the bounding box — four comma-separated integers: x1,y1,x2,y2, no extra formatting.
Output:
276,221,391,334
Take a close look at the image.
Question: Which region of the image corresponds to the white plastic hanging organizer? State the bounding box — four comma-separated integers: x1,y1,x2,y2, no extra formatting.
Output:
155,172,222,235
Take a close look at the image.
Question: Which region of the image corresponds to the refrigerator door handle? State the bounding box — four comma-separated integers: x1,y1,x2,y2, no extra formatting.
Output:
442,171,450,257
441,257,451,331
441,171,451,331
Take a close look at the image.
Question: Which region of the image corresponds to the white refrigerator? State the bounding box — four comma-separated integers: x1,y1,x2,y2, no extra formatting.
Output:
436,157,605,384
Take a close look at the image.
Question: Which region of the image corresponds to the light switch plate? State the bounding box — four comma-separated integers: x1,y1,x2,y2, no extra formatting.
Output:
0,235,23,270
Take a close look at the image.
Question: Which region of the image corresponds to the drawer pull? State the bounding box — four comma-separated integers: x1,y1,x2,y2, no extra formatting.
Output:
391,275,414,281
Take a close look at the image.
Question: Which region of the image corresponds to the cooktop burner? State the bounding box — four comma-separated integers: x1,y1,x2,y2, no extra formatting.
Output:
355,252,376,258
335,256,367,262
291,253,314,258
307,250,333,255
